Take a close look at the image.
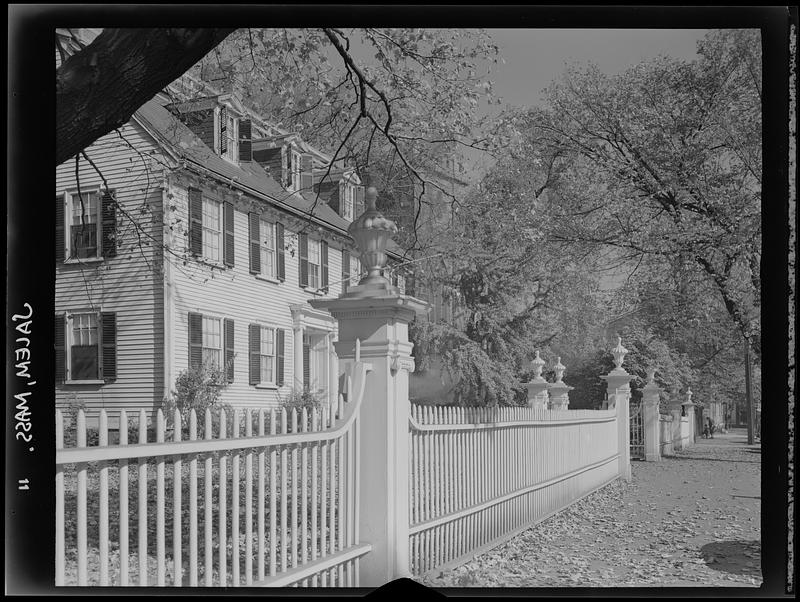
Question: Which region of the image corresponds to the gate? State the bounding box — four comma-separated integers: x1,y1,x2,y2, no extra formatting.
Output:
629,398,645,460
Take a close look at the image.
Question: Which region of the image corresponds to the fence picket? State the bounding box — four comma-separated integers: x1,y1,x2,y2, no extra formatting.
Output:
173,409,182,587
99,410,110,585
280,410,288,574
188,409,198,586
257,410,266,582
76,410,87,586
137,409,147,586
310,407,319,587
245,409,254,586
218,410,227,585
119,410,129,586
269,409,277,577
156,410,166,586
291,408,298,570
232,409,241,586
301,408,309,571
204,409,213,586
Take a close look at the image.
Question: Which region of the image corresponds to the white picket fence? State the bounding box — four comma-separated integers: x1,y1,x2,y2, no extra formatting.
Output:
55,362,371,587
408,404,620,576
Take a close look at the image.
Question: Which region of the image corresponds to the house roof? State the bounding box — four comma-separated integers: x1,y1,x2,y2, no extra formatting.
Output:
133,97,405,257
134,98,352,235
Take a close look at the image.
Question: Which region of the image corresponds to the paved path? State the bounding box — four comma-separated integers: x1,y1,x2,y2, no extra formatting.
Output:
420,427,761,589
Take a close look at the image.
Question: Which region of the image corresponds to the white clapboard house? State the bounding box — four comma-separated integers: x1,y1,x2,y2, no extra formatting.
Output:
55,77,405,423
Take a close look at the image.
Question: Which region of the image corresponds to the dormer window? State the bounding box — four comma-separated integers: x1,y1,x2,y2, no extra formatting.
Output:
218,106,239,164
339,180,354,221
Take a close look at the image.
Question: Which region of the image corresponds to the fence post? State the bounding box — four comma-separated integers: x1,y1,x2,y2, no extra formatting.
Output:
683,388,697,444
601,337,634,482
642,368,662,462
310,187,429,587
547,357,573,410
524,350,549,410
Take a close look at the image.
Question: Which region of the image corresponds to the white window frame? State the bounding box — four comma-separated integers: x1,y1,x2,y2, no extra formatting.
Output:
340,180,355,220
65,188,102,261
201,197,223,264
201,315,223,370
221,110,239,164
259,218,276,279
290,149,302,191
307,238,321,290
65,310,103,383
257,324,277,386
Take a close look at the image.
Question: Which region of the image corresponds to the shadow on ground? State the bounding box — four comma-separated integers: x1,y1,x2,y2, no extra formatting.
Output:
700,540,761,578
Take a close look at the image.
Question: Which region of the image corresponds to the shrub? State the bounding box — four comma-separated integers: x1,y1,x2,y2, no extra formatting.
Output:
163,362,232,435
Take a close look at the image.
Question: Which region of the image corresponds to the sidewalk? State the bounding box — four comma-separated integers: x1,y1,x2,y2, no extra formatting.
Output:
420,427,761,589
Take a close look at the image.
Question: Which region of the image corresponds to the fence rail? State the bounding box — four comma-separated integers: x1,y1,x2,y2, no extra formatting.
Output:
408,404,619,576
55,362,370,588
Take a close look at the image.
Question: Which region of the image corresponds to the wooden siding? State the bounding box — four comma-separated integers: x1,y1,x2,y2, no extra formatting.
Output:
165,171,352,410
55,120,167,422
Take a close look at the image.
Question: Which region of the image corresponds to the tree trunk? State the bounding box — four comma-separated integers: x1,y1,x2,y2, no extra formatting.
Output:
56,28,235,166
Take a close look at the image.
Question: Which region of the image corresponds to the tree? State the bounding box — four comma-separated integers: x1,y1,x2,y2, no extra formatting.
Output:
56,28,235,166
189,28,502,247
503,29,762,360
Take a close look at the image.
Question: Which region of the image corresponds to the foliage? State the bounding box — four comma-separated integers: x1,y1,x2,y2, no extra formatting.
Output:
162,362,232,432
277,386,326,414
498,29,761,361
189,28,502,244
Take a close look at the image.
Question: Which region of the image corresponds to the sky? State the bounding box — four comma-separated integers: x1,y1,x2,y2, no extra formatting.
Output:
484,28,710,111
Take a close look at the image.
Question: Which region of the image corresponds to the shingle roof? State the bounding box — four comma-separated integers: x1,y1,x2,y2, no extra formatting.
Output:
133,98,353,236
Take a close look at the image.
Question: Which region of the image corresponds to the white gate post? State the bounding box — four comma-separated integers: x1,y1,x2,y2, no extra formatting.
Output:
642,368,662,461
601,337,634,482
547,357,573,410
310,187,428,587
524,350,550,409
683,388,697,443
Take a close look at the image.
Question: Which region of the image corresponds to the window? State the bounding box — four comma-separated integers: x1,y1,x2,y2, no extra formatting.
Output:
201,316,222,369
290,150,302,191
70,312,99,379
221,111,238,163
307,238,321,289
339,181,354,220
249,324,285,386
259,326,276,384
202,197,222,263
56,311,116,383
68,189,101,259
259,219,276,278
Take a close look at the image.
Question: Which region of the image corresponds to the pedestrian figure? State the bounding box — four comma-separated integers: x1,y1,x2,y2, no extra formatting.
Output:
707,417,714,439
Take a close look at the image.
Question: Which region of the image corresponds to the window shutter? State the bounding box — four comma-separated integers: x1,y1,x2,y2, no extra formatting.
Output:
239,119,252,162
302,341,310,389
223,201,235,267
188,312,203,370
55,312,66,383
282,147,291,189
298,233,309,288
321,240,329,292
100,312,117,382
354,185,365,216
188,188,203,256
249,324,261,385
248,213,260,274
299,154,313,192
224,318,235,383
101,189,117,258
219,106,228,155
342,249,351,293
276,329,285,386
275,222,285,281
55,194,65,262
